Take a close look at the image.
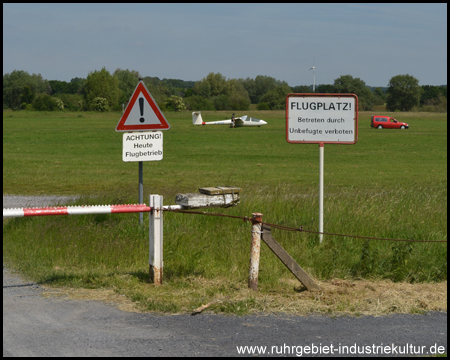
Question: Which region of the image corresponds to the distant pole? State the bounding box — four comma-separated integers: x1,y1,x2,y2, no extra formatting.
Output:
312,57,316,92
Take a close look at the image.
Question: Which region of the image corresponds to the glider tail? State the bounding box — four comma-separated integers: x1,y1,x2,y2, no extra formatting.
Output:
192,111,204,125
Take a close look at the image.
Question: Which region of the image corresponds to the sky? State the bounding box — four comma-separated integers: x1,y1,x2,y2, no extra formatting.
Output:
3,3,447,87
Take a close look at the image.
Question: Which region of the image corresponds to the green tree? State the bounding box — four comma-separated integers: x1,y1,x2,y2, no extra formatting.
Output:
114,68,140,104
371,87,386,107
386,74,423,111
32,94,60,111
254,75,282,103
316,84,335,93
91,97,109,112
193,72,228,99
184,95,214,111
83,68,120,111
49,80,71,95
419,85,447,112
165,95,186,111
69,77,85,94
212,94,231,110
3,70,50,109
373,87,385,100
193,80,212,98
239,77,257,103
141,77,173,109
226,79,250,110
20,85,35,105
240,75,285,104
258,83,292,110
55,93,83,111
420,85,442,106
292,85,313,93
183,88,194,98
201,73,227,97
191,73,250,110
333,75,375,111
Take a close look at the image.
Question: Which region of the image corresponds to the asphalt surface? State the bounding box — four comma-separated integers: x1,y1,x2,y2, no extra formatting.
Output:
3,196,448,357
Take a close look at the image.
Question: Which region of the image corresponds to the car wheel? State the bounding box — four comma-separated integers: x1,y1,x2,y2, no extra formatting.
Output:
400,125,405,129
377,125,383,129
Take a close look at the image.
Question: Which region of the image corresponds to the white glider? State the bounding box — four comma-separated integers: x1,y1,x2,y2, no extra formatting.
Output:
192,112,267,127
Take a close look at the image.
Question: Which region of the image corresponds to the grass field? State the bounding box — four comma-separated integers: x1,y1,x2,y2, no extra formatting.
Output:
3,110,447,315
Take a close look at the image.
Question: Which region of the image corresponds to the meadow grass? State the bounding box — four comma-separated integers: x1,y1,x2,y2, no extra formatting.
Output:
3,110,447,314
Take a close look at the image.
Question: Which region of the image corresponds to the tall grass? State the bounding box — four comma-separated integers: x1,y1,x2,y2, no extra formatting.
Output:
3,183,446,288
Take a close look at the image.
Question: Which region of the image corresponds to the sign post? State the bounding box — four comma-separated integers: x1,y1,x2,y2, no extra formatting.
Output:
319,142,324,242
116,80,170,225
286,93,358,242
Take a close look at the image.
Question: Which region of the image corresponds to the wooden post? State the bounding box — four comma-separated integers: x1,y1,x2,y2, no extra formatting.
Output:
261,224,321,291
248,213,263,291
149,194,163,285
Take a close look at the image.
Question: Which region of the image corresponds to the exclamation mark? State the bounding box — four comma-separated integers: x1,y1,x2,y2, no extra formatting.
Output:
139,97,145,123
349,102,351,110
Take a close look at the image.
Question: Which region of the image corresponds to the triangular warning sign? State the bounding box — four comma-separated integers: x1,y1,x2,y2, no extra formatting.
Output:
116,82,170,132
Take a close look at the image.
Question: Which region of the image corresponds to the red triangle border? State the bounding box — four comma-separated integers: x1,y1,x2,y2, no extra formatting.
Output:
116,82,170,132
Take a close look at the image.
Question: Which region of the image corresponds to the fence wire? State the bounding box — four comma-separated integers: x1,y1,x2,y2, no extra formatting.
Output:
163,208,447,243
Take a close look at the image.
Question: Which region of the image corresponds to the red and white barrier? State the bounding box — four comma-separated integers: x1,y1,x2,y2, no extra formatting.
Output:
3,204,152,218
3,196,188,286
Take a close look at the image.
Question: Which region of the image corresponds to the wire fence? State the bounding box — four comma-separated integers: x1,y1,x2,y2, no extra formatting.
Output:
164,208,447,243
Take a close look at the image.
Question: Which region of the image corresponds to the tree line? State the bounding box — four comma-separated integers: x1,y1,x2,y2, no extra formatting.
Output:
3,68,447,112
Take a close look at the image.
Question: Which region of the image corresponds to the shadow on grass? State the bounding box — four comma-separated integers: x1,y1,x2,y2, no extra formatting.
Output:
128,266,206,284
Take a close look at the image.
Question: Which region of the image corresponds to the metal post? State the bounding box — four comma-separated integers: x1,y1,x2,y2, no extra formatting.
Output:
139,161,143,225
319,142,324,243
149,195,163,285
248,212,263,292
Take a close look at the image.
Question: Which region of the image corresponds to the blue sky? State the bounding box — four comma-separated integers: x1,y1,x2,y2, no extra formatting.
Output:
3,3,447,87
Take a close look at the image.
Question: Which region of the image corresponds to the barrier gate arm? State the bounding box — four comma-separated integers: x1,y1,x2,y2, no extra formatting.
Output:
3,193,233,286
3,204,153,218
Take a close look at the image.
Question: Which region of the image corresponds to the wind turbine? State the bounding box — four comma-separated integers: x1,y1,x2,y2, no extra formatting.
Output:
309,58,316,92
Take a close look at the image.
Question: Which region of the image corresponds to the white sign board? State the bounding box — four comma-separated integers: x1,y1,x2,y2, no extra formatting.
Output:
123,131,163,162
286,94,358,144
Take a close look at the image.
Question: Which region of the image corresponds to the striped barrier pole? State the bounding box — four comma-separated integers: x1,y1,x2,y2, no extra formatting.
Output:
3,204,152,218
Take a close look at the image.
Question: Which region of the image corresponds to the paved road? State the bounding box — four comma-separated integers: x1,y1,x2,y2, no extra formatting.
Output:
3,196,447,356
3,267,447,357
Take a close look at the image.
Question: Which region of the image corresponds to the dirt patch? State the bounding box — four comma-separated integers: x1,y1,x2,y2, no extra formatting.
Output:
42,287,141,313
40,278,447,316
293,278,447,316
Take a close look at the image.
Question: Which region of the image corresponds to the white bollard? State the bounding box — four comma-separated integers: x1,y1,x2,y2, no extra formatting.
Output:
149,195,163,285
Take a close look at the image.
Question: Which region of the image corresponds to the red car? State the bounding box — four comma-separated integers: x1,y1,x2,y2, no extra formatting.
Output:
371,115,409,129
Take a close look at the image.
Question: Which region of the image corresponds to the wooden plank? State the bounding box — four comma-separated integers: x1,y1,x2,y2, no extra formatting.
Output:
175,193,239,209
261,224,321,291
198,186,241,195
